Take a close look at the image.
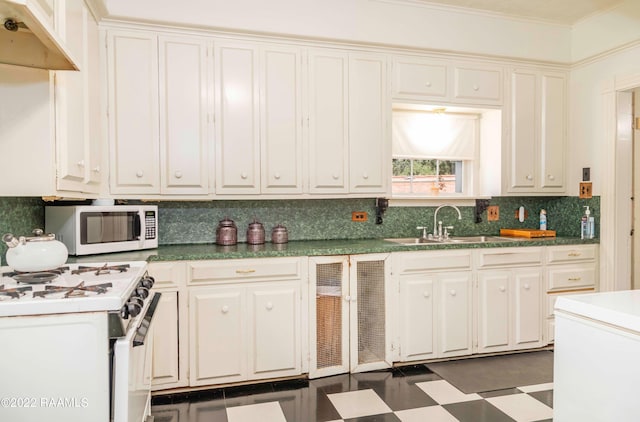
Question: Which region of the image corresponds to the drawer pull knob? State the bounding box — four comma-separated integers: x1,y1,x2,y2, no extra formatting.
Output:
274,173,281,180
499,286,506,292
221,305,229,314
77,160,85,167
92,166,101,173
568,252,581,257
568,277,582,281
425,81,432,87
472,84,479,91
266,302,273,310
423,291,430,298
332,174,340,180
241,172,248,179
524,284,530,290
174,171,183,179
548,174,555,180
235,269,256,274
450,290,457,296
363,172,369,180
136,170,144,178
526,174,533,181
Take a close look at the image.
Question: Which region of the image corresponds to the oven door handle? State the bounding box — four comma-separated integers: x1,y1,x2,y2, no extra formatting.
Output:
133,292,161,347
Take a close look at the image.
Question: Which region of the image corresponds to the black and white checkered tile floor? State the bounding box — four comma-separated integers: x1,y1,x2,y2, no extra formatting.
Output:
152,363,553,422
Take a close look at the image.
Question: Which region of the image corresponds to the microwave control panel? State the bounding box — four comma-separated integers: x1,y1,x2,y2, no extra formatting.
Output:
145,211,157,240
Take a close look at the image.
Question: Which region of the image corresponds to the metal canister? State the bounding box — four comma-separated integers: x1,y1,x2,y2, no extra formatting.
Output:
271,224,288,244
246,219,265,245
216,217,237,246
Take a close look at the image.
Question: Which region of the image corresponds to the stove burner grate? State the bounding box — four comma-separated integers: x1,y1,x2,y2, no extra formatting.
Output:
71,264,130,276
2,267,70,284
0,284,34,299
33,281,113,299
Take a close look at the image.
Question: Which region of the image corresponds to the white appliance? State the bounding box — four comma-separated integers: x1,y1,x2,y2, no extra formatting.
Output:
0,261,159,422
45,205,158,256
554,290,640,422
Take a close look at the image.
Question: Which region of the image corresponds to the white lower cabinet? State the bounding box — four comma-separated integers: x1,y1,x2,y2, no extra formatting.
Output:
187,258,306,386
476,268,543,353
148,261,189,391
544,244,599,343
309,254,392,378
394,250,473,362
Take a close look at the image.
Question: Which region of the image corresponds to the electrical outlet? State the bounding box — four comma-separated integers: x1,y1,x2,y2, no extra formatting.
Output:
582,167,591,182
487,206,499,221
352,211,368,222
580,182,593,199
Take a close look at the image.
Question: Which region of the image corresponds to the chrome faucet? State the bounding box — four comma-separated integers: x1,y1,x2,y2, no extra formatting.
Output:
433,204,462,240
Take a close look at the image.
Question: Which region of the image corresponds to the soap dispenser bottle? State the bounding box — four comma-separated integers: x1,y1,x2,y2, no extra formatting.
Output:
539,209,547,230
581,206,594,239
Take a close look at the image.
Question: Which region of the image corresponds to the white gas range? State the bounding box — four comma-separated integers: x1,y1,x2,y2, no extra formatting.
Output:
0,261,159,422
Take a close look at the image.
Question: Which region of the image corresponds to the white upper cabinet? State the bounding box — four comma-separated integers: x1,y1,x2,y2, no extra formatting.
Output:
55,0,101,194
214,42,260,194
392,56,448,100
392,56,503,106
506,68,567,194
349,54,389,193
308,50,389,195
260,46,304,194
159,36,211,195
108,31,212,196
0,0,101,198
215,42,303,194
453,64,503,105
107,30,160,194
308,50,349,193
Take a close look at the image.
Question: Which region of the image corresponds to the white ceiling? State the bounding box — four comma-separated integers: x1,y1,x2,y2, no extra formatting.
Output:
413,0,624,24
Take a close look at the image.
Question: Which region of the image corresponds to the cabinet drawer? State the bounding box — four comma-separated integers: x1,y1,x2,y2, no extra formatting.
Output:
547,264,597,292
187,258,304,284
546,289,596,318
453,65,502,104
148,261,186,288
392,58,447,99
393,250,472,274
476,248,543,268
546,245,597,264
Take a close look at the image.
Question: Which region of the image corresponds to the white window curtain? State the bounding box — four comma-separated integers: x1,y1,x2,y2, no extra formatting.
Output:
392,111,478,160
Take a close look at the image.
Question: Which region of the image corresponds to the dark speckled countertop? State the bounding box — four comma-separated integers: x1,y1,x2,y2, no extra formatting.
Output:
68,237,599,263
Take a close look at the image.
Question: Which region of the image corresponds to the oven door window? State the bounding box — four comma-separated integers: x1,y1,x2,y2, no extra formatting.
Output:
80,212,141,244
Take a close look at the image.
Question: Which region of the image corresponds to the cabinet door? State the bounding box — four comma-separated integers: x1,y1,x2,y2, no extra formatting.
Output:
189,287,246,385
453,65,503,105
513,269,542,348
309,256,350,379
349,54,389,193
308,50,349,193
350,254,391,372
260,46,303,193
159,36,211,194
392,57,448,99
508,69,537,191
539,72,566,190
477,271,510,353
85,12,102,188
55,0,89,191
438,272,472,357
248,281,301,379
214,42,260,194
150,290,180,387
399,275,436,361
107,30,160,194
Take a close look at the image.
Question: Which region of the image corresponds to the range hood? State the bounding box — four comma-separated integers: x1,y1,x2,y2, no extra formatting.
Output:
0,0,79,70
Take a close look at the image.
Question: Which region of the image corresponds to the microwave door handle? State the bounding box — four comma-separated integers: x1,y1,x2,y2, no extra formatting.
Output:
133,292,161,347
134,212,142,240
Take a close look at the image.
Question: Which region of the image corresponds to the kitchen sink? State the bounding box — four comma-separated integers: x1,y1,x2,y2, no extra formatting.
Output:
385,236,519,246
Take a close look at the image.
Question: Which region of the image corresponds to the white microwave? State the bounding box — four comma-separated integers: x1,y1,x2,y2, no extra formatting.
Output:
45,205,158,256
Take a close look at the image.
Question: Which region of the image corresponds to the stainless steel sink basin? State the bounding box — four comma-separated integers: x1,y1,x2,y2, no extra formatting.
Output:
385,236,518,246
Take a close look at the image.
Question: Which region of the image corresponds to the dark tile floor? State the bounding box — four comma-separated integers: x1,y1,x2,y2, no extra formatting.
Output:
151,361,554,422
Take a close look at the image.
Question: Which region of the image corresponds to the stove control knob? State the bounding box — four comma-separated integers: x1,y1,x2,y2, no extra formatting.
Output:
120,304,129,319
136,286,149,299
127,301,142,318
140,276,155,289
